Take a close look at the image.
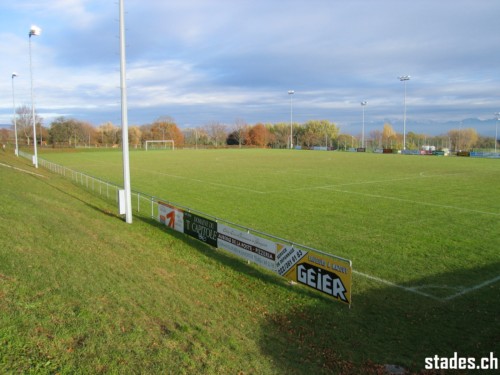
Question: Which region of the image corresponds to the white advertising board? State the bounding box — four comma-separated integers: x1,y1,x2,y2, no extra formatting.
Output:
158,202,184,233
217,223,276,272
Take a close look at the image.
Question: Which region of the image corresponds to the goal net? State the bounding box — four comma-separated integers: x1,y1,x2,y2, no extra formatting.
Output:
145,140,175,151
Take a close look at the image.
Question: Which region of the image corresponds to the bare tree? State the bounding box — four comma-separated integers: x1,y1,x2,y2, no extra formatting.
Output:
232,118,250,148
97,122,120,146
129,126,142,148
15,105,43,146
370,130,382,149
205,121,227,148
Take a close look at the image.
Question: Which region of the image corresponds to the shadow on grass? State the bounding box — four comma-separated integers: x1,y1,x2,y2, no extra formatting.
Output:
30,166,500,374
133,215,314,294
118,213,500,374
36,174,123,220
133,213,499,373
257,262,500,374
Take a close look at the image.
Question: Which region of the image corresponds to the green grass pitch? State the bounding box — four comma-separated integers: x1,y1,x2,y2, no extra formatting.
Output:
42,148,500,301
2,148,499,372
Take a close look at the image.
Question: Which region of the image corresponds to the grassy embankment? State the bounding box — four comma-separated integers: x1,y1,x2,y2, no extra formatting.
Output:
1,149,498,373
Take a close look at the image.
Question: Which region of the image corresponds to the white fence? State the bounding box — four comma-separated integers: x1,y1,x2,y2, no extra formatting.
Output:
18,150,352,305
19,150,338,247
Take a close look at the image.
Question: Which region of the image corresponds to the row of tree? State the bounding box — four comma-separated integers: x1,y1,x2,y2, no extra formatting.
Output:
2,105,497,151
366,123,486,151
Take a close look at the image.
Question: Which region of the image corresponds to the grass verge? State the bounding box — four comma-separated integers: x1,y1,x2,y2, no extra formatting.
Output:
1,151,498,373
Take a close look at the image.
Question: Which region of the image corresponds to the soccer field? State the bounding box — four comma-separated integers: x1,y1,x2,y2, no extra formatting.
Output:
41,148,500,302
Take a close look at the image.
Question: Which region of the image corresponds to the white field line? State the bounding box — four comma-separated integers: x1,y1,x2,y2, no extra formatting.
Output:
34,158,498,301
143,170,267,194
354,270,500,302
326,188,500,217
135,166,461,196
0,162,47,178
352,270,443,301
443,274,500,301
282,172,463,193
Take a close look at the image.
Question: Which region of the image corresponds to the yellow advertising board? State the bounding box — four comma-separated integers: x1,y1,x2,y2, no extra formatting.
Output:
276,244,352,306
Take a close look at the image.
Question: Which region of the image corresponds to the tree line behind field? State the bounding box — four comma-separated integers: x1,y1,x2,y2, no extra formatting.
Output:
2,106,497,151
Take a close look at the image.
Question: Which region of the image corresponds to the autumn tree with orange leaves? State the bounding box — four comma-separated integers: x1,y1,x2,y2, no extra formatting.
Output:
249,123,269,147
143,117,184,147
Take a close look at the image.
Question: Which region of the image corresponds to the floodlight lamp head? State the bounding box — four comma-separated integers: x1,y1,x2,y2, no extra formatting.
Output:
398,75,410,81
29,25,42,37
12,72,18,78
361,101,367,106
288,90,295,95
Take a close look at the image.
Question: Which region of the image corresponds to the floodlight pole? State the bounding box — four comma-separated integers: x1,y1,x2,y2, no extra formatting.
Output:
288,90,294,149
11,73,19,156
119,0,132,224
495,112,499,154
458,122,462,151
398,75,410,151
361,101,367,149
29,25,41,168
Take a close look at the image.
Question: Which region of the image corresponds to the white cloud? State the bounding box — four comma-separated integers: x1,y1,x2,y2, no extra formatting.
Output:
1,0,499,132
12,0,102,29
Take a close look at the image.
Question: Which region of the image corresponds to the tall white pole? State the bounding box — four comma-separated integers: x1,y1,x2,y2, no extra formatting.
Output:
495,112,499,154
458,122,462,151
119,0,132,224
29,26,41,168
403,79,407,151
361,101,367,149
398,75,410,151
11,73,19,156
288,90,294,149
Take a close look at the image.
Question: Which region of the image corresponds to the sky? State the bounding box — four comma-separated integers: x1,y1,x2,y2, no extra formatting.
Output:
0,0,499,136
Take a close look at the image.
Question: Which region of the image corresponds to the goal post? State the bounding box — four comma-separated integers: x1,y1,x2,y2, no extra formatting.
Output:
145,140,175,151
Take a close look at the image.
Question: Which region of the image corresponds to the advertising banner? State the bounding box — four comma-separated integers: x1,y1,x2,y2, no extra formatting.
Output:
276,245,352,305
276,244,308,276
158,202,184,233
183,211,218,247
157,202,352,306
217,224,276,272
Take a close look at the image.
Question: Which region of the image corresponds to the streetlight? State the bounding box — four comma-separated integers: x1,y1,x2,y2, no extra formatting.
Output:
398,75,410,151
288,90,294,149
29,25,41,168
119,0,132,224
361,101,367,149
458,121,462,151
495,112,500,153
11,73,19,156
